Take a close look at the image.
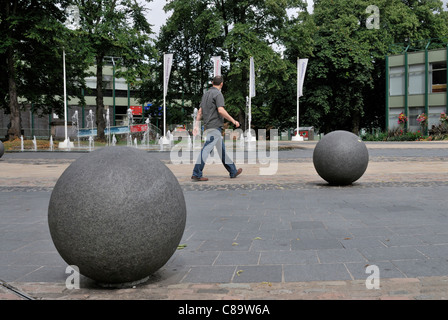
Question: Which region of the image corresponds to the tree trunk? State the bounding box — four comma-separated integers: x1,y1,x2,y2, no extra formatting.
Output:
238,110,245,131
6,46,21,141
5,1,21,141
352,110,361,136
96,54,106,141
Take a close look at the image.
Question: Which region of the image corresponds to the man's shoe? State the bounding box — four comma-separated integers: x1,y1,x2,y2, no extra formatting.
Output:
191,176,209,182
231,168,243,179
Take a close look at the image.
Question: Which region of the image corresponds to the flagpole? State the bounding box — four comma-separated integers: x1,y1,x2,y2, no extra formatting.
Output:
297,56,300,136
293,57,303,141
248,57,252,140
163,52,166,139
247,57,256,142
162,53,173,145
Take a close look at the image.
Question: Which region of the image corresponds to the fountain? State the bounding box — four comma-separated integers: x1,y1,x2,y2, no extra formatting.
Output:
187,135,192,150
127,108,133,147
142,131,148,149
142,117,151,149
86,110,95,151
239,132,245,149
192,108,199,150
159,136,163,151
106,108,111,146
50,136,54,151
72,110,80,148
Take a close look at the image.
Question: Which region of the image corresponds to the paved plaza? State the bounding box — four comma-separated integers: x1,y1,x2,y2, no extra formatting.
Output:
1,141,448,300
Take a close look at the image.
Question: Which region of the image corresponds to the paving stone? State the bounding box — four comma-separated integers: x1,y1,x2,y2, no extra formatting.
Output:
214,252,260,266
392,259,448,277
284,264,352,282
291,221,326,230
2,144,448,299
233,265,282,283
359,247,427,261
291,238,343,250
345,261,405,280
259,250,318,265
182,266,235,283
317,248,367,264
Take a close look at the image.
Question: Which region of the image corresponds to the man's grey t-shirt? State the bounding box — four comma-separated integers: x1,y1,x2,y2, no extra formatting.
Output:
200,87,224,129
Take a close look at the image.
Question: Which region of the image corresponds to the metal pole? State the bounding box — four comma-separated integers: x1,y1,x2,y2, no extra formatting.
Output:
248,57,253,140
292,58,303,141
163,54,166,138
112,57,116,127
425,41,430,136
297,57,300,135
63,48,68,142
404,51,409,131
385,55,390,131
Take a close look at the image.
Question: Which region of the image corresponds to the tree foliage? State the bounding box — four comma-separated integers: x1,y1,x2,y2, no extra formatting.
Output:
148,0,448,134
0,0,155,141
3,0,448,139
1,0,88,140
144,0,307,131
74,0,155,140
300,0,448,133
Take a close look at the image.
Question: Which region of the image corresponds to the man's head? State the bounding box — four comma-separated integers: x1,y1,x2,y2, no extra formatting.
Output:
212,76,224,89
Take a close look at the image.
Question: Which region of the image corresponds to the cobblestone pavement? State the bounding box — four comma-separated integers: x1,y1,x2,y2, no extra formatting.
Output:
1,141,447,300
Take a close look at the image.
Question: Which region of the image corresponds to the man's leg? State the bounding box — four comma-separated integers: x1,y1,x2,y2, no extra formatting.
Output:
192,129,220,178
217,135,241,178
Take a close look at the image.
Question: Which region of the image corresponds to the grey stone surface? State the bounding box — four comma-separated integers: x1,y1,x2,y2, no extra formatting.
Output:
0,140,4,158
1,145,448,288
47,147,186,285
313,130,369,185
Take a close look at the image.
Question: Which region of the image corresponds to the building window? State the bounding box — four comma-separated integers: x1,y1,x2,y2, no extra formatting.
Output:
431,63,447,93
408,64,425,95
409,107,424,129
389,66,405,96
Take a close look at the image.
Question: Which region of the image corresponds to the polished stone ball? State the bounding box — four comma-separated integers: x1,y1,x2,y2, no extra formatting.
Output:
313,131,369,185
48,147,186,286
0,140,4,158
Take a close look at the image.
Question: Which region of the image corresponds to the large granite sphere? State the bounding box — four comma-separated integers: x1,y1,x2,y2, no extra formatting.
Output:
313,130,369,186
48,147,186,286
0,140,4,158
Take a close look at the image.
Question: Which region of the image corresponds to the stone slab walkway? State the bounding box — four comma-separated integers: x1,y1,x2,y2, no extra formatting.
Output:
0,141,447,300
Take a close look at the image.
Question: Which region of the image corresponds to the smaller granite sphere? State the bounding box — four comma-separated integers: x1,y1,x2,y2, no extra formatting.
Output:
0,140,4,158
48,147,186,286
313,130,369,185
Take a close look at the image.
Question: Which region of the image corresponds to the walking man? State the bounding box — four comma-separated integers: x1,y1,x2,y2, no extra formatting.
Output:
191,76,243,181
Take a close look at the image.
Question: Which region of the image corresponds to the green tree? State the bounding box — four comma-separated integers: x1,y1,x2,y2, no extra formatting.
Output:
1,0,87,140
214,0,308,130
146,0,224,126
300,0,448,134
148,0,307,131
74,0,154,141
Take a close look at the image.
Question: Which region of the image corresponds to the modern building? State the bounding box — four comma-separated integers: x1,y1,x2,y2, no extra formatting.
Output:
386,41,448,133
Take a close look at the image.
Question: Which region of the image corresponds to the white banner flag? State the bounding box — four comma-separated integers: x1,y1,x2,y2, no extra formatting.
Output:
164,53,173,97
212,56,221,77
250,57,256,98
298,58,308,97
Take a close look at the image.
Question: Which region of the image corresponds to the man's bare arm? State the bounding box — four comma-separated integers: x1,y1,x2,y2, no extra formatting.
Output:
193,108,203,136
218,107,240,128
